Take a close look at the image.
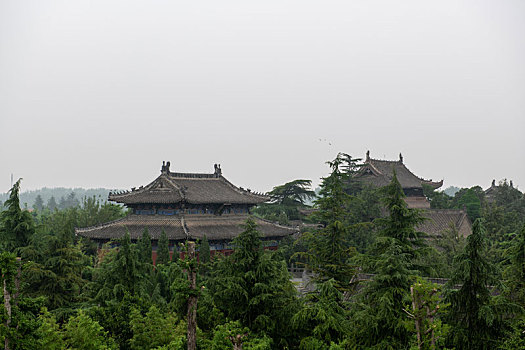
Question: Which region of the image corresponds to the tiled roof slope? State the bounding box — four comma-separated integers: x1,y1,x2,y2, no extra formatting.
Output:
76,214,295,241
355,151,443,190
108,163,268,205
418,209,471,237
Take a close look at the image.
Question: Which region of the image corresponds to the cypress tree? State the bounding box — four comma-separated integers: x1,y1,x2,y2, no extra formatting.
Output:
445,219,507,349
47,196,58,211
137,227,152,265
156,230,170,265
351,172,426,348
208,218,298,347
0,179,35,252
297,153,357,292
504,223,525,306
199,235,211,264
33,194,44,212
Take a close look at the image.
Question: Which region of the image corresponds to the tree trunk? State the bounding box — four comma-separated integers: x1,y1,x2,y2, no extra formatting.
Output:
229,335,244,350
187,241,197,350
3,278,11,350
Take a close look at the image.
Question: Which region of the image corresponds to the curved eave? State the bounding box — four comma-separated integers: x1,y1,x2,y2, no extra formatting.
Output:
108,173,269,206
76,214,295,242
422,179,443,190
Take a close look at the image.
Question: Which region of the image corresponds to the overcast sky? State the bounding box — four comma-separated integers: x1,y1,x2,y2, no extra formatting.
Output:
1,0,524,195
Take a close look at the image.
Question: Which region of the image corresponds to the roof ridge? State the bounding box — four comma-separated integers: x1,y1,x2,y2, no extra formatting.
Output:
161,173,186,199
75,216,130,232
368,157,401,164
218,176,269,200
168,172,217,179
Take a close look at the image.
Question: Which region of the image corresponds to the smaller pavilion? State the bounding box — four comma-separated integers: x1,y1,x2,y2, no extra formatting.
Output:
354,151,471,238
354,150,443,209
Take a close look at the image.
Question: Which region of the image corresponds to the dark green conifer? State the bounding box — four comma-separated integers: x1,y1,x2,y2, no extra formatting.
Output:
156,229,170,265
350,172,426,349
137,227,152,265
208,218,298,347
0,179,35,252
504,223,525,306
297,153,357,291
199,235,211,264
445,219,508,349
33,194,44,211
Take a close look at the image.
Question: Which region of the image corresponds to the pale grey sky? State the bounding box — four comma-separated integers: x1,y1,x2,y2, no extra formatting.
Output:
1,0,524,194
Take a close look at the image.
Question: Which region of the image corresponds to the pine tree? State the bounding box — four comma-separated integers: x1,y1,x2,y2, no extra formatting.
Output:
199,235,211,264
137,227,153,266
208,218,298,347
504,223,525,306
350,172,426,348
445,219,506,349
0,178,35,252
156,230,170,265
47,196,58,211
91,232,145,302
33,194,44,212
297,153,357,291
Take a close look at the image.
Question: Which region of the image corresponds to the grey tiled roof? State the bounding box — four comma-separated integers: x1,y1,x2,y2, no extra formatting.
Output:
76,214,296,241
109,171,268,205
418,209,471,237
355,153,443,190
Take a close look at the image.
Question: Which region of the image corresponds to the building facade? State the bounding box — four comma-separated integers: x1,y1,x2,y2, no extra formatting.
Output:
76,162,295,259
354,151,471,238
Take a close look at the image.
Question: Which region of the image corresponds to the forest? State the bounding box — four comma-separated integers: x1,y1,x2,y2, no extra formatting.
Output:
0,153,524,350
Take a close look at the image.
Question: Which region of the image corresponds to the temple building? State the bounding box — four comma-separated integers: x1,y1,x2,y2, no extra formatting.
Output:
76,162,295,259
355,150,443,209
354,151,471,238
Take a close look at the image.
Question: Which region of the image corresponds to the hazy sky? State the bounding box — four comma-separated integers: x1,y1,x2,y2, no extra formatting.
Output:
1,0,524,195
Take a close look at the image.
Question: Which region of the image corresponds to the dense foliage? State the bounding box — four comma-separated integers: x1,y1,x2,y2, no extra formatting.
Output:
0,161,523,349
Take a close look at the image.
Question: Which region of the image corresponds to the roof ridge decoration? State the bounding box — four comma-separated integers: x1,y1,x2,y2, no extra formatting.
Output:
109,161,268,205
357,150,443,190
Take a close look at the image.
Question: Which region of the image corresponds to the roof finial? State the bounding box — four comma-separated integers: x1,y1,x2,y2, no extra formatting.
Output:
366,150,370,161
161,161,166,173
399,153,403,163
214,163,222,177
510,180,513,188
492,179,496,187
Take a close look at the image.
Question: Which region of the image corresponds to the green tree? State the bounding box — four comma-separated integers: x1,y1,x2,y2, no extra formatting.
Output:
208,219,298,348
35,307,66,350
253,179,315,221
268,179,316,206
454,187,483,221
350,172,427,349
292,279,350,348
64,192,80,208
47,196,57,211
91,232,146,303
210,321,272,350
156,230,170,265
297,153,357,292
129,305,184,350
63,310,116,350
444,219,510,349
199,235,211,265
137,227,153,266
503,224,525,306
21,224,90,320
405,278,449,350
0,179,35,252
33,195,44,212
